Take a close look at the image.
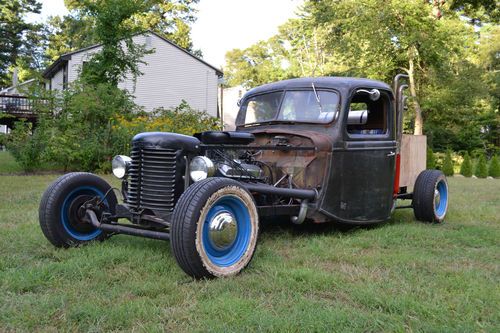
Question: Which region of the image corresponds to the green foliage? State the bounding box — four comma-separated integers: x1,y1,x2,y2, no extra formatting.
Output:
3,120,43,171
475,154,488,178
113,100,220,154
74,0,152,86
224,0,499,154
426,148,436,169
460,152,473,177
0,0,42,87
488,155,500,178
442,150,455,176
45,0,199,63
4,84,218,172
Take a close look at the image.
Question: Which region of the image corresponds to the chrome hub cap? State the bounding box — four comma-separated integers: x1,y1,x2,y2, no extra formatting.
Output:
208,211,238,250
434,189,441,209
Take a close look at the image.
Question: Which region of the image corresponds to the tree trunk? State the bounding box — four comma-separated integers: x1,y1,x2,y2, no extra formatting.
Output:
408,56,423,135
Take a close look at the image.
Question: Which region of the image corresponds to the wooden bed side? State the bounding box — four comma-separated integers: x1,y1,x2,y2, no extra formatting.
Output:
399,134,427,190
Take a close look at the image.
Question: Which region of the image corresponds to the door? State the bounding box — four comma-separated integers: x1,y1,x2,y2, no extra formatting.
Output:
323,89,396,223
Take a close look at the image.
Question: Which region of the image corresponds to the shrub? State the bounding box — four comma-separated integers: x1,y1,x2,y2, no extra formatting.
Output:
4,120,44,172
442,150,454,176
489,155,500,178
113,100,220,154
5,83,219,173
475,154,488,178
426,148,436,169
460,152,473,177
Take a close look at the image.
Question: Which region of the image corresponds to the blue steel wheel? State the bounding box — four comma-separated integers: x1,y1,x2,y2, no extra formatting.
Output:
39,172,117,247
434,179,448,220
171,178,259,279
413,170,448,223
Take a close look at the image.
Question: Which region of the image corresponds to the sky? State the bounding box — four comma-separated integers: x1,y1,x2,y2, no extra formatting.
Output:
27,0,304,68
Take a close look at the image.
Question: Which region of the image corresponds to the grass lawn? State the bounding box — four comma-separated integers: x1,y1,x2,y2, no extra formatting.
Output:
0,151,24,174
0,174,498,332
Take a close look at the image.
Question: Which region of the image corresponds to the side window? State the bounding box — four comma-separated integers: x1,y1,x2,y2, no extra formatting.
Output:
347,90,389,135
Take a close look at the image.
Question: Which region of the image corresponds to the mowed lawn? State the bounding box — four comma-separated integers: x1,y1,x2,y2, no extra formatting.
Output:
0,170,499,331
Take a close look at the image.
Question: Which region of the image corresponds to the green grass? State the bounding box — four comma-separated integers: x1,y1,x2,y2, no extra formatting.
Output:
0,151,24,173
0,175,499,332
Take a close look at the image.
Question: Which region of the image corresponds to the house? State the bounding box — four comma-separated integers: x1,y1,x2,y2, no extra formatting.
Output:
221,85,247,130
42,31,223,117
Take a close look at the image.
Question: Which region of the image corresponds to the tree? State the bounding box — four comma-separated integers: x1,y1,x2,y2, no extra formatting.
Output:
488,155,500,178
442,150,455,176
427,148,436,169
45,0,200,63
0,0,42,88
74,0,153,86
449,0,499,24
475,154,488,178
304,0,477,136
460,152,473,177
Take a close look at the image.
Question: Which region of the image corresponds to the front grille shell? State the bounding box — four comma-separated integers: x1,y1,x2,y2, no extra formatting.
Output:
126,146,180,213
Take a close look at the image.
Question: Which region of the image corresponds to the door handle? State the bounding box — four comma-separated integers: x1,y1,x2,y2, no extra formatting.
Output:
387,151,395,157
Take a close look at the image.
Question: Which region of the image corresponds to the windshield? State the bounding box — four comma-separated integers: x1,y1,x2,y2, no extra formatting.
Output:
237,90,339,126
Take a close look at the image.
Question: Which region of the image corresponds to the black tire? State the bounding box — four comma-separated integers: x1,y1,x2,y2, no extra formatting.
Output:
170,178,259,279
39,172,117,247
412,169,449,223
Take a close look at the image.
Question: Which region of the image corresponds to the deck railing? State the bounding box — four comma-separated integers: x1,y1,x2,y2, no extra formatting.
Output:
0,94,49,118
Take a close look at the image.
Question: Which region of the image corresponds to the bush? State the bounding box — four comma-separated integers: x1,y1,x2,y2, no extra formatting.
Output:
426,148,436,169
4,120,43,172
489,155,500,178
442,150,454,176
113,100,220,154
5,83,219,173
460,152,473,177
475,154,488,178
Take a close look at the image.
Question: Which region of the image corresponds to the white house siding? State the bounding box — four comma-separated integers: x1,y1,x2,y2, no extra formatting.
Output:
118,34,219,116
48,33,220,117
51,68,65,91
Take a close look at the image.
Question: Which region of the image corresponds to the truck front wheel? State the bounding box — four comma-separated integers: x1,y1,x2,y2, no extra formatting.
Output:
412,170,449,223
39,172,117,247
170,178,259,279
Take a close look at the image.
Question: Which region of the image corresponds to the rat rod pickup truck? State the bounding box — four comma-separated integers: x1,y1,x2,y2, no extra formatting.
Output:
39,75,449,278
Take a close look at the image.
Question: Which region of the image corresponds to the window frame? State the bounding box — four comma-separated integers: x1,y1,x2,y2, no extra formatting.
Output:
236,88,341,127
344,88,394,141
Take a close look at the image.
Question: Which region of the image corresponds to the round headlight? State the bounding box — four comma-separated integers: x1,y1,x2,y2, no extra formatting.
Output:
189,156,215,182
112,155,132,179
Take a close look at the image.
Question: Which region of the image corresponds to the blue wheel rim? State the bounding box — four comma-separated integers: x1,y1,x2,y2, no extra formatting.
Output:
202,195,251,267
435,180,448,218
61,186,106,241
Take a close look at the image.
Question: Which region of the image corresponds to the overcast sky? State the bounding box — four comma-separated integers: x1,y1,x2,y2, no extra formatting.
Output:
27,0,304,68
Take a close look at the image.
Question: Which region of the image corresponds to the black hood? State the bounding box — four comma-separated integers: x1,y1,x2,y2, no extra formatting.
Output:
132,132,200,153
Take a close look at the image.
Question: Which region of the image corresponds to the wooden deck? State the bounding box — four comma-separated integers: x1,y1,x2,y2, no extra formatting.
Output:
0,95,48,128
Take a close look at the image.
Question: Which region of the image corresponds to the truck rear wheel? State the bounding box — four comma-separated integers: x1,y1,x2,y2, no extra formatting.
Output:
412,170,449,223
39,172,117,247
170,178,259,279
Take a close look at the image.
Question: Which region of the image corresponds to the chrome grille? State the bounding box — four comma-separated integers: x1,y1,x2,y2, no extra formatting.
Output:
126,147,178,212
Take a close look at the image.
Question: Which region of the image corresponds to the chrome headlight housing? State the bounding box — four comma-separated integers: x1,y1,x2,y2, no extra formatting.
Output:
112,155,132,179
189,156,215,182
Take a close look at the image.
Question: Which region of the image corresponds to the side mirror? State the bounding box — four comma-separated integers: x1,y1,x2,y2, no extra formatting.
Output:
356,89,380,101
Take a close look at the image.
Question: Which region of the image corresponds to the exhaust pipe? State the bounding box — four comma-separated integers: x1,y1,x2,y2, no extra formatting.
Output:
291,200,308,225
